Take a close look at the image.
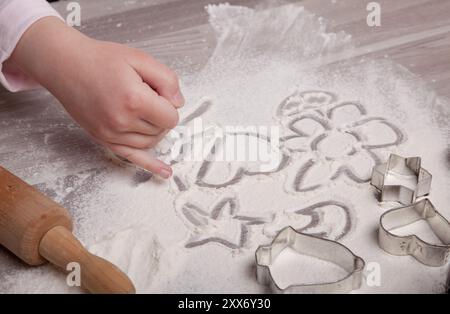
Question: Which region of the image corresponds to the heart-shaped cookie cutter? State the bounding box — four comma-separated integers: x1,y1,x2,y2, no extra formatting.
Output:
255,226,365,293
371,154,432,205
379,199,450,267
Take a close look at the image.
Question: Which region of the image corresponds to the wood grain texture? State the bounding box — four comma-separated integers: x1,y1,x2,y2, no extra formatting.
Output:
40,226,136,294
0,0,447,222
0,166,135,293
48,0,450,97
0,1,447,208
0,0,449,290
0,166,73,265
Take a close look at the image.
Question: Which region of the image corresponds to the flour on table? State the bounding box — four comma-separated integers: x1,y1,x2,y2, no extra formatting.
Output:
1,3,449,293
268,247,349,288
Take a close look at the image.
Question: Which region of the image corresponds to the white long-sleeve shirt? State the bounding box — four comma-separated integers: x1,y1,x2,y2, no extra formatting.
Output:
0,0,61,92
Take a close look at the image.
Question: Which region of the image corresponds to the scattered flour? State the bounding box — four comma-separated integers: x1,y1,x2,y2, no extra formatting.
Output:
88,227,162,291
390,220,445,245
0,2,449,293
268,247,349,289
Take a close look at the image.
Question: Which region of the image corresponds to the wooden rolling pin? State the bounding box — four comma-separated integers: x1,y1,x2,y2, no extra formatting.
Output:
0,166,135,294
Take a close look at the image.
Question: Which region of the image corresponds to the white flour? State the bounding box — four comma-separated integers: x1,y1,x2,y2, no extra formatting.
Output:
1,3,449,293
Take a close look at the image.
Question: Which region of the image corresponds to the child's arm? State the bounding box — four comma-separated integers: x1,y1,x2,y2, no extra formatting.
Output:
0,0,62,91
1,2,184,179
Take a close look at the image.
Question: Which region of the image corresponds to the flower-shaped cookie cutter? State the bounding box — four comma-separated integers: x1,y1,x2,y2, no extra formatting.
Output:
379,199,450,267
371,154,432,205
255,226,365,293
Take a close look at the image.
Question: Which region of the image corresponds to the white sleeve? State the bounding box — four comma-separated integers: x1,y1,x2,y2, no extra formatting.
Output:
0,0,63,92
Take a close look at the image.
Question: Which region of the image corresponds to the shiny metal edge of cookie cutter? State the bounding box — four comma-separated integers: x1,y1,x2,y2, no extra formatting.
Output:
255,226,365,294
371,154,432,205
379,199,450,267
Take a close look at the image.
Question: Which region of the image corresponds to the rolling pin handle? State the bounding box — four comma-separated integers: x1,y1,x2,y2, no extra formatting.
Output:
39,226,136,294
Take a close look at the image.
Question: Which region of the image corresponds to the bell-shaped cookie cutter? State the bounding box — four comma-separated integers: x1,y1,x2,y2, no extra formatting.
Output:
379,199,450,267
371,154,432,205
255,226,365,293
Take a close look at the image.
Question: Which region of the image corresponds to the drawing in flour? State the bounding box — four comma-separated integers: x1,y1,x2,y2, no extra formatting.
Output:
262,201,353,241
278,90,405,192
169,90,403,251
277,90,337,118
130,98,215,185
194,132,289,188
178,196,266,249
177,193,354,249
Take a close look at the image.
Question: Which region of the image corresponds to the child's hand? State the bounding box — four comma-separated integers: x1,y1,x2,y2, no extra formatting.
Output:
8,17,184,178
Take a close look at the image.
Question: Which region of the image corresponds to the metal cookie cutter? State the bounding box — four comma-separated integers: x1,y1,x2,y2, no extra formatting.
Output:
371,154,432,205
255,226,365,294
379,199,450,267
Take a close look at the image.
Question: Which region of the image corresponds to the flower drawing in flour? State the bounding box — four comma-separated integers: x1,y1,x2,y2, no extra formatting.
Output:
178,196,266,250
279,90,405,191
277,90,338,118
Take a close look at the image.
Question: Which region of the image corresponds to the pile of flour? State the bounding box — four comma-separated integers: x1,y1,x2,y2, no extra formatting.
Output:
1,3,449,293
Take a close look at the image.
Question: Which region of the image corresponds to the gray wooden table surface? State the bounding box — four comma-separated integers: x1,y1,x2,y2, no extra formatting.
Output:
1,0,449,178
0,0,449,292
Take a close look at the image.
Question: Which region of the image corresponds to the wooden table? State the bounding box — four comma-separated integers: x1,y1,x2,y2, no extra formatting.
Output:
54,0,450,97
1,0,449,179
0,0,449,293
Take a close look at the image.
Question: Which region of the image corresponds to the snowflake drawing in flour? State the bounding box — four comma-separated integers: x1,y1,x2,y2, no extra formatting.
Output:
277,90,406,191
